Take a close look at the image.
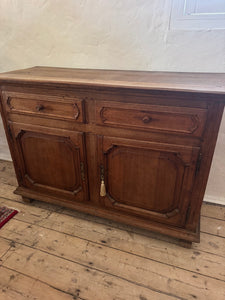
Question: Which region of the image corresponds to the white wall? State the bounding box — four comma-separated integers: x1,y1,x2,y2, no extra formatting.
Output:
0,0,225,204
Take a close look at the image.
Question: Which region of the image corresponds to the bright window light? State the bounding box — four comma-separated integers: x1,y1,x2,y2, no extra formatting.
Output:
170,0,225,30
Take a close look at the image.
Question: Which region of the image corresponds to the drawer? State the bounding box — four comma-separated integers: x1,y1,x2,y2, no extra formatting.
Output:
4,93,85,123
96,101,207,137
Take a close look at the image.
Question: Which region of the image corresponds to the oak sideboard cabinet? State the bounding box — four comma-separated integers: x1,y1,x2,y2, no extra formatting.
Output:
1,67,225,246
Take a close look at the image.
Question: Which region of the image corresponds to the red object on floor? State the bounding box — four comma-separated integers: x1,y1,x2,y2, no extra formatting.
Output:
0,206,18,229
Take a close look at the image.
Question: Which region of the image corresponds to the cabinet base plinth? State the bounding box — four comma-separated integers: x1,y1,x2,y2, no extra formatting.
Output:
178,239,192,248
22,196,33,203
15,186,200,245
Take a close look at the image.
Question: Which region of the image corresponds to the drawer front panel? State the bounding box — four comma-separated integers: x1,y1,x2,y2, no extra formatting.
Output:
96,101,207,137
5,94,85,123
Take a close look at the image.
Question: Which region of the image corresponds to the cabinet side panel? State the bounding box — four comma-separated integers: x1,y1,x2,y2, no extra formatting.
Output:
186,100,225,231
0,87,21,185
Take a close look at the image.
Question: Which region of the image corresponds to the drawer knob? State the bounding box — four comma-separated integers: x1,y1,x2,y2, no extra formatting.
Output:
36,104,44,112
142,116,152,123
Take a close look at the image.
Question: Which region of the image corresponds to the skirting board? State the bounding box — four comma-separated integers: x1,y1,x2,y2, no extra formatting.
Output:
0,152,12,161
204,195,225,206
0,155,224,206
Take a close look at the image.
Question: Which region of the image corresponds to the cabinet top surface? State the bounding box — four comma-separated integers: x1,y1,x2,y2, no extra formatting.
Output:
0,66,225,95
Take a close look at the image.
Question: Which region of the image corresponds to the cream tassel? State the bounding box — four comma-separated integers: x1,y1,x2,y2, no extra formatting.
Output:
100,180,106,197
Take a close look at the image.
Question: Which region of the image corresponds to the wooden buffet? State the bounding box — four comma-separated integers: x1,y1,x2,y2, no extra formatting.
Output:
1,66,225,246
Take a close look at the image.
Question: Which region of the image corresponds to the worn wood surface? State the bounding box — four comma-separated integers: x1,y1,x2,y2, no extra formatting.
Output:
1,66,225,94
0,267,75,300
0,160,225,299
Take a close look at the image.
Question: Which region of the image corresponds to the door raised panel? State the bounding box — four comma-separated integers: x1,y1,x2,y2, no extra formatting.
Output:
98,136,200,227
11,123,88,202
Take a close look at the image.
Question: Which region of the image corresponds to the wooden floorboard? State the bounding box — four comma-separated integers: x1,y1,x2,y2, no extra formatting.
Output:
1,197,225,278
0,160,225,300
0,267,76,300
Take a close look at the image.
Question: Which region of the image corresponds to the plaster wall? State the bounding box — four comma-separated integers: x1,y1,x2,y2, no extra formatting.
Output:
0,0,225,204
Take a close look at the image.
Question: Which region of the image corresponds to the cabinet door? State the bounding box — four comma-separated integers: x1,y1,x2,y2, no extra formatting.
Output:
10,123,88,202
97,136,200,227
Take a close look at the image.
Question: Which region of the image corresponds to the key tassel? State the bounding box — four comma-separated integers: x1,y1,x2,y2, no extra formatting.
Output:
100,180,106,197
